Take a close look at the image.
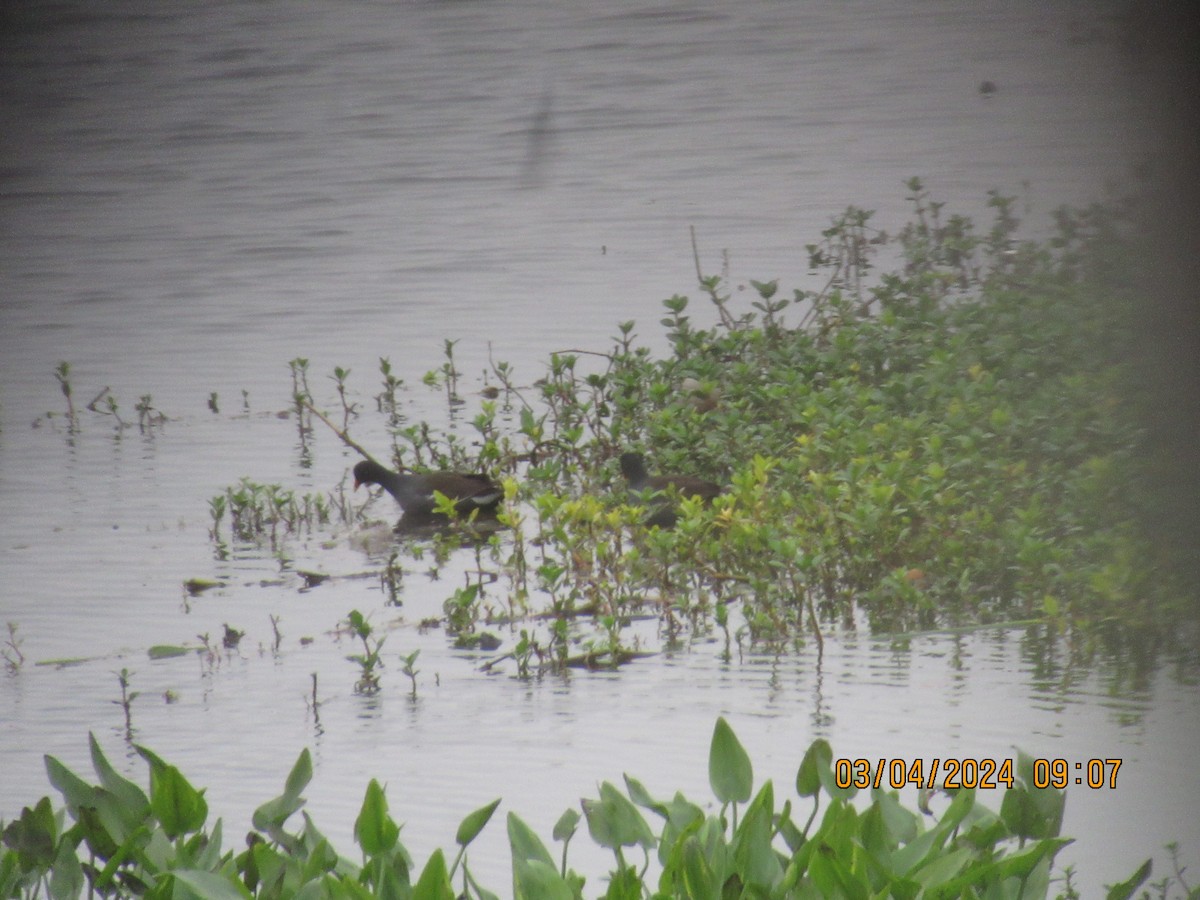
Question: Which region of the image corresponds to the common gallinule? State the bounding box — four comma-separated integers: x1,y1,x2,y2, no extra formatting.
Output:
353,459,503,518
619,452,722,527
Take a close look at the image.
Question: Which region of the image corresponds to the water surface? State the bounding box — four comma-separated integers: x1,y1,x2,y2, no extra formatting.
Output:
2,1,1196,895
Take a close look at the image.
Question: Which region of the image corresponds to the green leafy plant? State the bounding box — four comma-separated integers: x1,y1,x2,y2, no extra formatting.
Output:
344,609,386,695
2,721,1184,899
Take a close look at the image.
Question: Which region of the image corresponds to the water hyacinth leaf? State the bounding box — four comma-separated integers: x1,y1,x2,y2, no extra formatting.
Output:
89,733,149,815
48,836,86,900
512,857,574,900
606,865,642,900
871,786,918,845
298,837,339,882
192,817,226,871
44,755,96,814
354,779,400,856
806,837,869,900
623,774,668,818
910,845,973,889
138,750,207,840
795,738,832,798
551,807,580,843
681,836,721,900
507,812,555,869
1,797,57,871
249,841,288,893
582,782,655,850
463,868,503,900
74,804,121,861
412,848,454,900
456,798,501,847
167,868,253,900
253,748,312,832
890,821,942,875
732,781,783,887
708,717,752,804
1012,750,1066,836
987,837,1070,890
935,786,977,837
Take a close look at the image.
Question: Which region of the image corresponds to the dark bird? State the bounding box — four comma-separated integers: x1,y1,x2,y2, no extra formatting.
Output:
352,459,503,519
619,452,722,527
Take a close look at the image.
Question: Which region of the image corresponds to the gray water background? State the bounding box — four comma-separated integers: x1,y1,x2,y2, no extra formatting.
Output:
2,1,1198,895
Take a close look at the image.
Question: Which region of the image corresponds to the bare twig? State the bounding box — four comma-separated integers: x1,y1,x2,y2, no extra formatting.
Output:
302,400,376,463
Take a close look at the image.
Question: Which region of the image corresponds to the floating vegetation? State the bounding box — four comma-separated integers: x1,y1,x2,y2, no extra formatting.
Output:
182,577,222,596
221,624,244,649
146,645,193,660
0,719,1185,899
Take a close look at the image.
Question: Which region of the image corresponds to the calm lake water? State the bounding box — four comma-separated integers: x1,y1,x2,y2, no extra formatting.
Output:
2,0,1196,894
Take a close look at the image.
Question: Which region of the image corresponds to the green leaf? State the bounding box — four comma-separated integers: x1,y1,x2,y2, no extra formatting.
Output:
152,768,207,839
456,798,501,847
581,782,655,850
681,836,721,900
732,781,783,888
551,808,580,843
1106,857,1153,900
89,734,149,818
253,748,312,833
623,774,668,818
709,717,752,804
796,738,832,798
354,780,400,856
48,835,86,900
512,857,574,900
412,849,454,900
167,868,253,899
507,812,555,869
44,755,96,814
1,797,57,872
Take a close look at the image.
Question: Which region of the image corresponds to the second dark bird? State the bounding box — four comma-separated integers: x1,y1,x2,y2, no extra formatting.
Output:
619,452,722,527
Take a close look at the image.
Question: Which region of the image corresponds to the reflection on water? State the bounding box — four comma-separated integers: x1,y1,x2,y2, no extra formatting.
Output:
1,0,1195,895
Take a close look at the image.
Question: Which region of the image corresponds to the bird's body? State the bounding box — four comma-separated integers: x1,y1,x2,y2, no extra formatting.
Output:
619,452,722,526
353,459,502,518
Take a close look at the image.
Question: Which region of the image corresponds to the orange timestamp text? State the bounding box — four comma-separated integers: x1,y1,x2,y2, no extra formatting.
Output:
833,757,1123,790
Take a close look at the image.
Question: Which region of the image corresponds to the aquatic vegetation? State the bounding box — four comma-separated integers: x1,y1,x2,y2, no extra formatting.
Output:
0,719,1186,898
133,394,165,432
53,361,76,431
375,356,404,425
202,187,1186,662
213,478,332,548
44,367,167,437
343,609,386,695
2,623,25,674
112,668,138,739
421,338,464,410
400,649,420,700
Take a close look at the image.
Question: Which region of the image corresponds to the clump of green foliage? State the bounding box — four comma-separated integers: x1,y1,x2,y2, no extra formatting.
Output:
580,183,1162,637
214,184,1188,657
491,182,1180,648
0,720,1182,898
